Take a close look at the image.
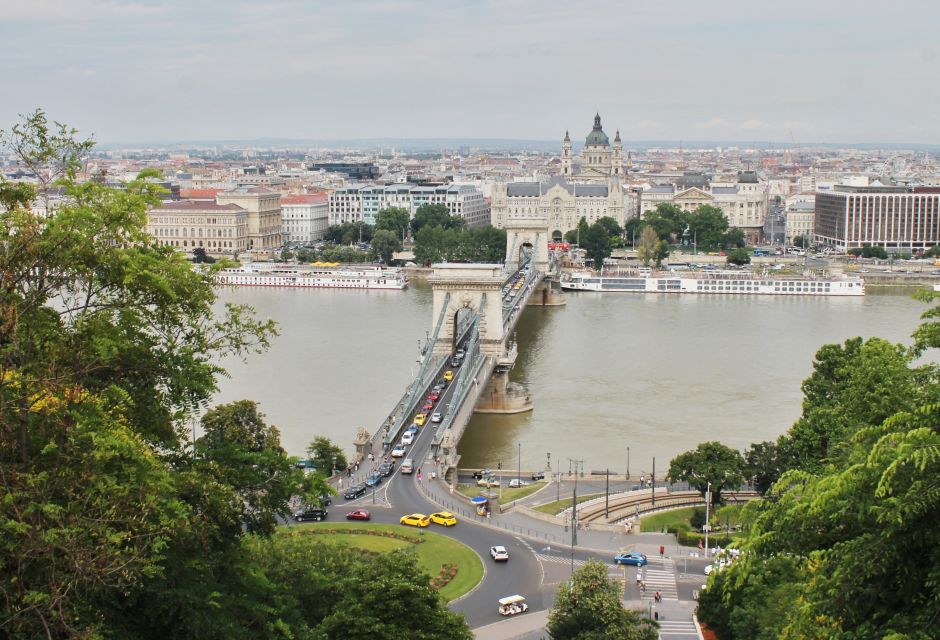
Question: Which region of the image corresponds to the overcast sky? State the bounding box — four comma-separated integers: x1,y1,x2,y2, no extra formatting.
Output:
2,0,938,145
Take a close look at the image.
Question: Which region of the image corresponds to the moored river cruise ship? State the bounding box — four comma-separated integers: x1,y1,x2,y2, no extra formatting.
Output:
560,270,864,296
216,263,408,290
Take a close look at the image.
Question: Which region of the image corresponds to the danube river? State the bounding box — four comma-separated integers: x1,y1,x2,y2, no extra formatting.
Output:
213,281,931,475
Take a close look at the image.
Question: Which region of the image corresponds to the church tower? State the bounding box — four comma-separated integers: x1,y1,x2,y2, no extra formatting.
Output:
562,130,572,176
612,130,622,176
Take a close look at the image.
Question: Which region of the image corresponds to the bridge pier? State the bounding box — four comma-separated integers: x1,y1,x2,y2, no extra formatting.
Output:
474,371,532,414
525,280,566,307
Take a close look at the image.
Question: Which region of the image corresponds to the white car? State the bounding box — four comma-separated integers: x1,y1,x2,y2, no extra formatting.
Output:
490,545,509,562
391,444,406,458
401,432,414,445
508,479,528,488
431,412,442,423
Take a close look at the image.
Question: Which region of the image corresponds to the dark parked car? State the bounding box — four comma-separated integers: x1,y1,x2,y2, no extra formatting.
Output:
530,472,545,481
378,462,394,476
472,469,493,480
294,507,328,522
344,484,367,500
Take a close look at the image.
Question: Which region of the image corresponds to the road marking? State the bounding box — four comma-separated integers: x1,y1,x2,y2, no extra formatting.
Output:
657,619,700,638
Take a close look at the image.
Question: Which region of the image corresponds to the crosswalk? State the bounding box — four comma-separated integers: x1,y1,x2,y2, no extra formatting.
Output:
657,619,701,638
638,558,679,601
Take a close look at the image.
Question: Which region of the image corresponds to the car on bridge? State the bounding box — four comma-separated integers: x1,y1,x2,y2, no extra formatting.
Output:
429,512,457,526
401,431,414,445
490,545,510,562
377,462,394,476
431,412,442,423
346,509,371,521
343,484,367,500
613,552,648,566
428,391,440,401
391,444,407,458
414,413,428,426
399,513,430,528
443,370,454,381
405,424,418,435
422,401,434,412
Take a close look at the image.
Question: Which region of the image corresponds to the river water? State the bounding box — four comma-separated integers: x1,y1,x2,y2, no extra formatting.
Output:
213,281,930,475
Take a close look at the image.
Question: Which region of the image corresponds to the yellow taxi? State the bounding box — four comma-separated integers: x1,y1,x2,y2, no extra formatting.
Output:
477,477,500,488
443,370,454,381
414,413,427,426
430,512,457,527
399,513,430,527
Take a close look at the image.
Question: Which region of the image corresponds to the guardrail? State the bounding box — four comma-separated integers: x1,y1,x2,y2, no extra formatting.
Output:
432,301,486,448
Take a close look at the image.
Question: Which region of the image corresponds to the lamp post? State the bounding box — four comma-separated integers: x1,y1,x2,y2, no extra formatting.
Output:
627,446,630,480
704,481,712,558
332,456,336,477
517,443,521,486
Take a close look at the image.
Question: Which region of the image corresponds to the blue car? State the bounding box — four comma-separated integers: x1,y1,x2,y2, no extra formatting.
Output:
364,473,382,487
406,424,419,435
613,552,648,566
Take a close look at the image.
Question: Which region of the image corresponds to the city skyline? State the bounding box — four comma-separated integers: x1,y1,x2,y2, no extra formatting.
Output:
2,0,939,144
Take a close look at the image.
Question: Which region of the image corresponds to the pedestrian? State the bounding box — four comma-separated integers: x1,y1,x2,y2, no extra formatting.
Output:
355,462,359,472
368,453,374,462
417,467,421,475
417,472,422,481
338,478,343,488
659,544,665,559
635,574,642,589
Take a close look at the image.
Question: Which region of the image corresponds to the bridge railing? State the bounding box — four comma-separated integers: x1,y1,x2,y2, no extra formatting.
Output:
503,267,542,326
375,292,452,449
432,297,486,449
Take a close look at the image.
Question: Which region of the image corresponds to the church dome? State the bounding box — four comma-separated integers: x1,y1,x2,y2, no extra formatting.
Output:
584,113,609,147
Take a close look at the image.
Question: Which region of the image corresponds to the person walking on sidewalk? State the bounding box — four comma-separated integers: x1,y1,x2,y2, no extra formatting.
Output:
659,544,665,559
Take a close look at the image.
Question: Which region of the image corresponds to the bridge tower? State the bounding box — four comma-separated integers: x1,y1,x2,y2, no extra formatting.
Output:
427,264,507,357
503,214,550,274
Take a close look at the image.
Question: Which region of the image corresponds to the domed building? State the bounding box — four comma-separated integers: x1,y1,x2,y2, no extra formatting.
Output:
561,113,623,180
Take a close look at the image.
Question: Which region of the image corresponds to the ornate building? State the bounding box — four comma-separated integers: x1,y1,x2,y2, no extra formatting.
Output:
561,113,623,180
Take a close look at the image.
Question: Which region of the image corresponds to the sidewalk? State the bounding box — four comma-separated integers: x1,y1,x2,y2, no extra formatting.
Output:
472,609,550,640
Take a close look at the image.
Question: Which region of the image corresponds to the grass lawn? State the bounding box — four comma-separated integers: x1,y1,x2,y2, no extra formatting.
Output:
457,482,547,503
532,492,605,515
640,506,700,532
290,522,483,601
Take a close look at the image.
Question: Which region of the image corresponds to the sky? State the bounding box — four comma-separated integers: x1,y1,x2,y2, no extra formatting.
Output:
1,0,938,145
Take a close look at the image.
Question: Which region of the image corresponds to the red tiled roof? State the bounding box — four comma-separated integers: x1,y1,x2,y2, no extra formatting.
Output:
281,193,328,205
179,188,222,199
158,200,245,212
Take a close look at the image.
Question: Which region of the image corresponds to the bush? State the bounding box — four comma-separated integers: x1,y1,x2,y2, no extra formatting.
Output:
690,508,706,531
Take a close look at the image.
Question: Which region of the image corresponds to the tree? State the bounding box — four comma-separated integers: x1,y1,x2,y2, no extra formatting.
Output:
193,247,216,263
742,441,783,495
413,224,447,264
595,215,623,239
688,204,729,250
924,245,940,258
279,246,294,262
374,206,411,241
792,235,807,248
667,442,745,507
547,560,656,640
0,110,277,637
411,203,463,234
637,226,660,266
582,221,612,270
306,436,348,475
644,203,685,241
565,216,590,245
721,228,746,249
624,217,645,246
371,229,402,264
726,248,750,265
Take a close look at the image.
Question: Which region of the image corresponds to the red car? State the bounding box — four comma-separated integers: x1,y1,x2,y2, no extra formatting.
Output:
422,402,434,411
428,391,440,402
346,509,371,521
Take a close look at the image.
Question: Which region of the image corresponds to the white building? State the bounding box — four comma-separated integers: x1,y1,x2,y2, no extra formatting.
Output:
785,199,816,245
281,193,329,245
328,183,490,227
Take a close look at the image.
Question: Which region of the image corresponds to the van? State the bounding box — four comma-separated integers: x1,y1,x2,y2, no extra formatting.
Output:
401,458,414,474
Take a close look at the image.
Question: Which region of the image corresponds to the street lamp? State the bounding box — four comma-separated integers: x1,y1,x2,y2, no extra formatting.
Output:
517,443,521,486
332,456,336,477
627,446,630,480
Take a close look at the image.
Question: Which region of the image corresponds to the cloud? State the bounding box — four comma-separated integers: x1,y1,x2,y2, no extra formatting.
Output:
0,0,168,21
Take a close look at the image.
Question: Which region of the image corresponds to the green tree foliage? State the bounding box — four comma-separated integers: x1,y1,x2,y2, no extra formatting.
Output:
667,442,745,506
410,203,464,234
726,248,750,265
742,441,782,495
306,436,348,474
324,221,374,245
565,216,590,245
371,229,403,264
582,221,612,270
374,206,411,240
193,246,217,263
637,226,668,267
848,244,889,259
624,217,645,246
595,215,623,239
0,110,279,637
721,228,746,249
689,204,729,249
413,224,506,265
923,245,940,258
643,203,685,241
547,560,656,640
792,234,807,248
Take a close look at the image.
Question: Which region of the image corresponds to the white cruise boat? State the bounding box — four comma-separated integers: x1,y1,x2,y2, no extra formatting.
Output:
561,269,864,296
216,263,408,290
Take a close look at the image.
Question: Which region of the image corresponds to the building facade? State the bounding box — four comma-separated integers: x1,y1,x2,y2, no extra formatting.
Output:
327,183,490,227
561,113,623,180
640,171,769,244
215,186,283,250
146,200,249,257
489,176,626,239
785,201,816,245
281,193,329,245
815,185,940,252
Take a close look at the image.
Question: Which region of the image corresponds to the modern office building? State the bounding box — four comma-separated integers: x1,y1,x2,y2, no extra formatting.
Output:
216,186,283,250
815,185,940,252
146,200,249,257
308,162,381,180
328,183,490,227
281,193,329,244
